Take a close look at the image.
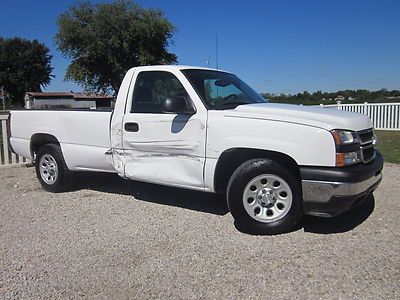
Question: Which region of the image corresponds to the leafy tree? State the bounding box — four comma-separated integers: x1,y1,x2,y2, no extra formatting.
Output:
0,37,53,106
55,0,177,94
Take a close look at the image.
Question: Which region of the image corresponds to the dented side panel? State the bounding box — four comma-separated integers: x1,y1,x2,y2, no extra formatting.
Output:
122,114,206,188
125,153,205,189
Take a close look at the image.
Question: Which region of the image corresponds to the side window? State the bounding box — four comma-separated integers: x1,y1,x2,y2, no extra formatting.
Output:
131,71,191,113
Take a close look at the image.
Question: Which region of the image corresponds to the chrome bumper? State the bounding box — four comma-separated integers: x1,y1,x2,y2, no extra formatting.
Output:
302,172,382,204
301,151,383,217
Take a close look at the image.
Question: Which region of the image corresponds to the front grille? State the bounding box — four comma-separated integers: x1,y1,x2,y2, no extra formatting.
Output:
361,145,375,163
358,128,374,145
357,128,376,163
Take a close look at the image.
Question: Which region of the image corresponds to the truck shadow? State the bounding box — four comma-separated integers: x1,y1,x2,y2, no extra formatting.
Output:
301,194,375,234
73,172,375,234
73,172,229,216
234,195,375,235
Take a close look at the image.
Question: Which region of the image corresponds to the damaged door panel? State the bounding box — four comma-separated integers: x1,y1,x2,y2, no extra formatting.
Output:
120,70,207,189
122,112,206,189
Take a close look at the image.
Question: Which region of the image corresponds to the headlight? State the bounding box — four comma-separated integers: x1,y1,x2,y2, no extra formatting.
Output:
331,130,362,166
331,130,360,145
336,151,362,167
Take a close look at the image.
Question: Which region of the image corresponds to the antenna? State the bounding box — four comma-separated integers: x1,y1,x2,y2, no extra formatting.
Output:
216,34,219,70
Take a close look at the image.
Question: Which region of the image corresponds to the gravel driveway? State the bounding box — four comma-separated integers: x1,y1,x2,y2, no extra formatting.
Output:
0,164,399,299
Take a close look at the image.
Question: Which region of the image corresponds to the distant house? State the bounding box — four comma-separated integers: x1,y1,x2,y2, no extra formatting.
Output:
25,92,114,109
334,95,345,101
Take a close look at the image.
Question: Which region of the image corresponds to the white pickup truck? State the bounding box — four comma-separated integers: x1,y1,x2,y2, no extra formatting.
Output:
10,66,383,234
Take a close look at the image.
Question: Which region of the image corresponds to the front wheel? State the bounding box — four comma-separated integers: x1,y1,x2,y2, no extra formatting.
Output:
227,159,302,235
35,144,73,193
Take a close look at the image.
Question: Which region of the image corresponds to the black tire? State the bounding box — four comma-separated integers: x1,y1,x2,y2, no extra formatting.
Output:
227,159,302,235
35,144,74,193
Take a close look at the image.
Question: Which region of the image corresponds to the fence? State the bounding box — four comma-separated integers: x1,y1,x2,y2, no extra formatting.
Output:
319,102,400,131
0,114,31,166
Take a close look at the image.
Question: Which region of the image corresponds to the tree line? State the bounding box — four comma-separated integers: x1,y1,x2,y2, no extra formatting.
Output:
262,89,400,106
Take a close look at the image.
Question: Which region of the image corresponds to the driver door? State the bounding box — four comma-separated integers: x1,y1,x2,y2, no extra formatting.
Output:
122,70,207,189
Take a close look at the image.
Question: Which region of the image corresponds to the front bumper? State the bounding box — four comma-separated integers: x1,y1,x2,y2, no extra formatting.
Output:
300,151,384,217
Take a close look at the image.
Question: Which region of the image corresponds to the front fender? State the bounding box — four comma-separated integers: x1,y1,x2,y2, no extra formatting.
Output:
207,112,336,167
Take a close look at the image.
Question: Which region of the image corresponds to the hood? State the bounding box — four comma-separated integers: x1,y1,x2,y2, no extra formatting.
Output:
224,103,373,131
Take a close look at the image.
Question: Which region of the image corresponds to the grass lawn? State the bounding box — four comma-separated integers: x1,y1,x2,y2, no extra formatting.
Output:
375,131,400,164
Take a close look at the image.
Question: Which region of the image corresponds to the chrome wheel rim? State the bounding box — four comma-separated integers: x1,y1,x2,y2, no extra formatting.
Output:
39,154,58,185
243,174,292,223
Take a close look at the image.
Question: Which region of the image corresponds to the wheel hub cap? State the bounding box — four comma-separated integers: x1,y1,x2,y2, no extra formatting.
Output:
242,174,293,223
257,188,276,207
39,154,58,185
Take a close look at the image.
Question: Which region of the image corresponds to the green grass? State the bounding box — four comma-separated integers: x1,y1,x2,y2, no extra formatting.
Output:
375,131,400,164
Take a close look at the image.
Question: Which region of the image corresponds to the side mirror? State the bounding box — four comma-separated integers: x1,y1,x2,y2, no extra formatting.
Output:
162,96,195,114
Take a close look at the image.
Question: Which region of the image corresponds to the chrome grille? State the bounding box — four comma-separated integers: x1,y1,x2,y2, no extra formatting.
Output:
358,129,374,144
357,128,376,163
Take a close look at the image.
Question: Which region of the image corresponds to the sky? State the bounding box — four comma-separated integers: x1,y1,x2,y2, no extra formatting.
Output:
0,0,399,94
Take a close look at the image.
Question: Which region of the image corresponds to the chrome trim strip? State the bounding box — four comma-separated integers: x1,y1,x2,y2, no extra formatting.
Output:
361,140,373,146
302,173,382,203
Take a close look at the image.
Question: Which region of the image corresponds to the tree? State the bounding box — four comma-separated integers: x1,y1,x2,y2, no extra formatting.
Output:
55,0,177,94
0,37,53,106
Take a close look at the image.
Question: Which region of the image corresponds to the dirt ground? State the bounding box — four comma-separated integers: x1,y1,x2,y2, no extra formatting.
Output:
0,164,399,299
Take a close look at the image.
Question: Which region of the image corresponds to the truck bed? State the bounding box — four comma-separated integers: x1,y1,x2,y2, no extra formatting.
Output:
10,109,115,173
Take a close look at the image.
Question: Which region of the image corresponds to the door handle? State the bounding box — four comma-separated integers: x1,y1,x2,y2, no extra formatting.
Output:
124,122,139,132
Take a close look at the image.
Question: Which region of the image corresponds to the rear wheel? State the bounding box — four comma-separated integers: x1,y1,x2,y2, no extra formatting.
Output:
35,144,73,192
227,159,302,235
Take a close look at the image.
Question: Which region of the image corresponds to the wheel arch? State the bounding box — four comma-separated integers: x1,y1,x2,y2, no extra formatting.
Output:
213,148,300,194
30,133,60,159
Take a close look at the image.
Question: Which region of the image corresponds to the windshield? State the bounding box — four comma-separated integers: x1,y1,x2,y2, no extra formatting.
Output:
182,69,268,110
